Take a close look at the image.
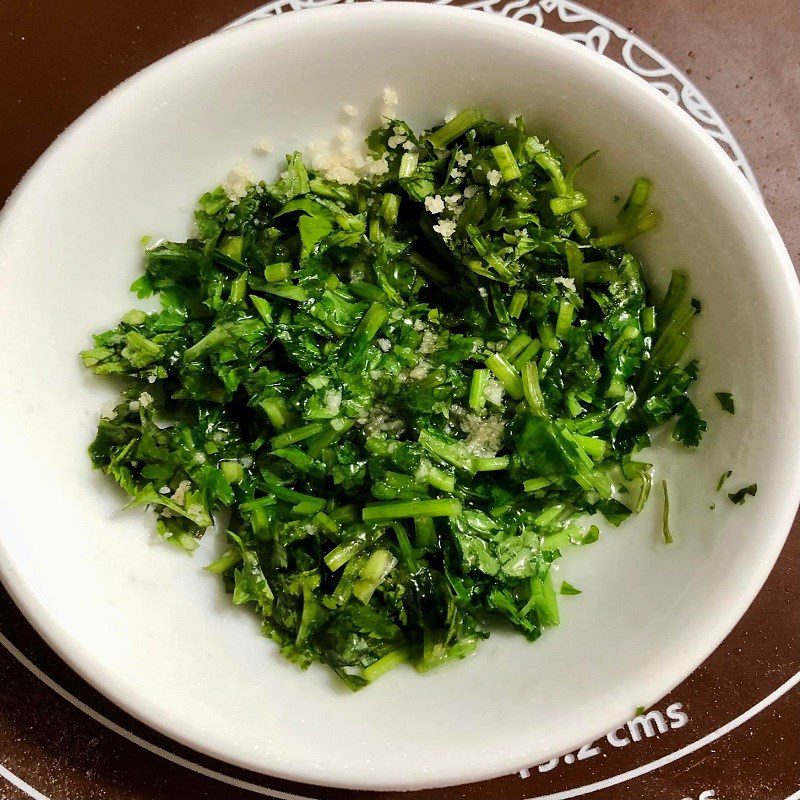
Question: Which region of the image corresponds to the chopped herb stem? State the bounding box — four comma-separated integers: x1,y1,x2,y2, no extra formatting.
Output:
521,362,547,417
472,456,510,472
270,422,325,450
399,152,419,179
618,177,652,226
468,368,489,411
363,647,413,682
491,143,522,181
427,107,485,149
264,262,293,282
591,210,662,248
486,353,524,400
362,499,462,523
550,192,588,216
513,340,542,369
661,480,673,544
503,332,533,361
509,291,528,319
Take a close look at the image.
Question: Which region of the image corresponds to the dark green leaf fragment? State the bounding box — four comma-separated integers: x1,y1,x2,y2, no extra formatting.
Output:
714,392,735,414
716,470,732,491
728,484,757,505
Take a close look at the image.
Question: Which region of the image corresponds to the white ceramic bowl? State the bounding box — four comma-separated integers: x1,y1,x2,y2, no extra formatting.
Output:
0,4,798,790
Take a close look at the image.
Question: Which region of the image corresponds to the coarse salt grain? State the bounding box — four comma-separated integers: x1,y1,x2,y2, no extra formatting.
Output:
424,195,445,214
419,329,439,355
382,88,399,106
366,156,390,176
171,480,192,506
433,219,457,240
408,361,431,380
486,169,502,187
484,378,504,406
376,338,391,352
310,145,369,185
326,165,361,185
463,184,479,198
464,414,505,457
324,389,342,416
343,103,358,117
254,140,272,154
554,276,577,291
224,157,253,200
456,153,473,167
337,127,353,143
448,407,506,457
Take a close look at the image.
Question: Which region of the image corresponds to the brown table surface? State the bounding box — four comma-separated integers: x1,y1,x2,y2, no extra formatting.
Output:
1,2,798,799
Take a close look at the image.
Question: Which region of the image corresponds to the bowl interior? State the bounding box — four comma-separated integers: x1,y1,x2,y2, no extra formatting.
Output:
0,5,798,790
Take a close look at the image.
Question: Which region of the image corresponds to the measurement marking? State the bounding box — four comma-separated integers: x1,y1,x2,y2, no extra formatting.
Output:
2,629,798,800
526,672,800,800
539,703,689,773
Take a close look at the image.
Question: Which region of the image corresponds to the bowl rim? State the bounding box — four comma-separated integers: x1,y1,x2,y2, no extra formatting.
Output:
1,2,799,791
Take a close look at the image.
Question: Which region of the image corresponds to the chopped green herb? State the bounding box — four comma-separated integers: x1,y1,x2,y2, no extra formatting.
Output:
661,480,673,544
728,484,758,505
81,110,705,689
715,392,735,414
716,469,732,491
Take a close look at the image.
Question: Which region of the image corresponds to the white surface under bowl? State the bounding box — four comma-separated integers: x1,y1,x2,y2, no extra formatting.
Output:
0,4,798,791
